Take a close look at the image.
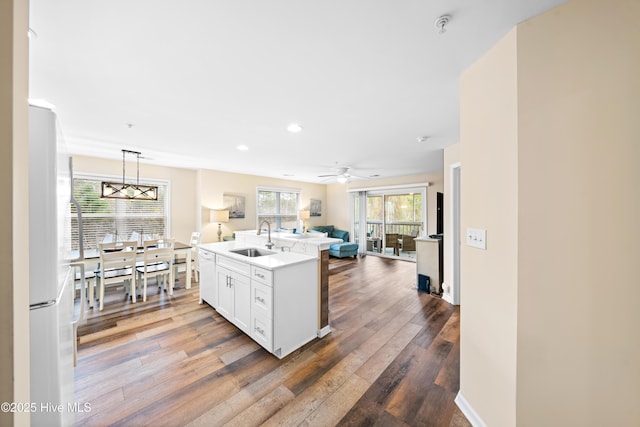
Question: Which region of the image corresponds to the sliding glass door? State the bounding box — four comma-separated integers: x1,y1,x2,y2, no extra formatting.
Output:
350,185,427,260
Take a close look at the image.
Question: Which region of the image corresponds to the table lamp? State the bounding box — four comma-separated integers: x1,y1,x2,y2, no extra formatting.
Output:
211,209,229,242
299,210,310,233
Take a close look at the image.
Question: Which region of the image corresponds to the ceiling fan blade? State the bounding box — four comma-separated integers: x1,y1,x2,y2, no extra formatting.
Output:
317,174,338,178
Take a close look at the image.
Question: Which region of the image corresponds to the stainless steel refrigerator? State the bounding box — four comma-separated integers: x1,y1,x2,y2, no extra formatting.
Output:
29,104,75,427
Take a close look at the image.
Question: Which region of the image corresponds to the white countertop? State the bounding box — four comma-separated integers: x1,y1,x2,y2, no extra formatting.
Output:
199,241,318,270
234,230,343,253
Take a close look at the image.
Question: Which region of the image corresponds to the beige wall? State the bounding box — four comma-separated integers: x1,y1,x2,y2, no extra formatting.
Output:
72,155,199,245
459,0,640,425
198,170,327,243
1,0,30,425
70,156,435,247
327,171,445,237
515,0,640,425
460,28,520,427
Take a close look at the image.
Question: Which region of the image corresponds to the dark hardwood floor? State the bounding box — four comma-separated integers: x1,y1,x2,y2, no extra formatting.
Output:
74,255,470,427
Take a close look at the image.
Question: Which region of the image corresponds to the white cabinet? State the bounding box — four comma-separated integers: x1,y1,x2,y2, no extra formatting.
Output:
199,249,216,306
210,250,318,359
251,281,273,351
216,261,251,335
216,268,232,319
251,261,317,358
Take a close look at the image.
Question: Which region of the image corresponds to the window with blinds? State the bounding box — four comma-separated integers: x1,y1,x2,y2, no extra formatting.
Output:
71,176,168,250
257,188,299,230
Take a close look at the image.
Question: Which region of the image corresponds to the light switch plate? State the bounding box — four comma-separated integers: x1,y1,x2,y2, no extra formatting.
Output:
466,228,487,250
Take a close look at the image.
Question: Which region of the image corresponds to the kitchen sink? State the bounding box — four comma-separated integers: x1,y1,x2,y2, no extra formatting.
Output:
229,247,276,257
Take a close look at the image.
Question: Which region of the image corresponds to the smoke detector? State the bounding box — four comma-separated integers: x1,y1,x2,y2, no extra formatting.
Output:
434,15,451,34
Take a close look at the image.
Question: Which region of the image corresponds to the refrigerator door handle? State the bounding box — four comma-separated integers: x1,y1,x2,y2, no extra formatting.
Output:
70,262,86,324
69,157,85,263
70,262,86,367
29,300,57,310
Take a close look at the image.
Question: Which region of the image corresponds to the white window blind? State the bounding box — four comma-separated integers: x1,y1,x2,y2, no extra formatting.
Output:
71,176,168,250
257,188,299,230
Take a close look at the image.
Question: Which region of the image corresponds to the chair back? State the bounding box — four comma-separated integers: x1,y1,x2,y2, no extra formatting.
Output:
402,234,417,252
98,240,137,273
385,233,399,247
141,238,175,269
189,231,201,246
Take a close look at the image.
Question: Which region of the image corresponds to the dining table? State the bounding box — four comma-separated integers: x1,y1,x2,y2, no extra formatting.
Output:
71,241,193,309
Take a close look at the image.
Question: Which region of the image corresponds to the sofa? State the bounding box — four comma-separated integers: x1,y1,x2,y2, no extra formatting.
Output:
309,225,359,258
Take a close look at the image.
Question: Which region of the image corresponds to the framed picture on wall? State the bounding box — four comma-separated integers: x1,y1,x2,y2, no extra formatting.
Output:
224,193,245,218
310,199,321,217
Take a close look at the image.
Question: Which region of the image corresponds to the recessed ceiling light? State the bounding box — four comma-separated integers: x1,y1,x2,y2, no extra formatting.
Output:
237,145,249,151
287,123,303,133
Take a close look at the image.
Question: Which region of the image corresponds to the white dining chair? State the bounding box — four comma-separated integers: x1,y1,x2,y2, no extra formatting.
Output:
174,231,201,283
95,240,138,311
136,238,175,302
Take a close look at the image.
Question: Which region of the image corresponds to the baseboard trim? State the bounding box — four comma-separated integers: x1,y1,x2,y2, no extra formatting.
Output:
455,391,487,427
317,325,332,338
443,292,454,305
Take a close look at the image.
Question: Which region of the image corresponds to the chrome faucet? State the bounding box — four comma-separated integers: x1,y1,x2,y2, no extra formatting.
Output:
257,220,275,249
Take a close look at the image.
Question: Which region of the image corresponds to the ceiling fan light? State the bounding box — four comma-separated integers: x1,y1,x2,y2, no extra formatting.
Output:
337,176,348,184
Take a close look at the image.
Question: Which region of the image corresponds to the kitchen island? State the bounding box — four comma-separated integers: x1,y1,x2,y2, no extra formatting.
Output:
198,240,320,359
234,230,342,338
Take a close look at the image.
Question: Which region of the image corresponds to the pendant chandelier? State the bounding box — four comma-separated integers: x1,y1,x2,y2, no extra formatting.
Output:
101,149,158,200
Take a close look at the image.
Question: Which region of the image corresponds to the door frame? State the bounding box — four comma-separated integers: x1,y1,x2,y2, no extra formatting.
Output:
445,163,461,305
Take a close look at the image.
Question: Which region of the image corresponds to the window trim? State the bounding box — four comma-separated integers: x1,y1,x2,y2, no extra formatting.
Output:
255,186,301,230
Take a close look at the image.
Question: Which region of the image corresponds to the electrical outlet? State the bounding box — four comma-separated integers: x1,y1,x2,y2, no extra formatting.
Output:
466,228,487,250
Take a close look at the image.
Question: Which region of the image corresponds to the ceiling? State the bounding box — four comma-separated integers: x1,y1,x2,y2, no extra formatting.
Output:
29,0,566,184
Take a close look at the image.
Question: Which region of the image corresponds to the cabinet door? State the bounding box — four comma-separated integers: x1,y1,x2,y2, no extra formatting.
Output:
199,251,216,306
216,267,233,321
231,272,251,335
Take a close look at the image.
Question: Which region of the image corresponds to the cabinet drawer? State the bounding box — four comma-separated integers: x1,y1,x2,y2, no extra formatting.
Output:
251,314,272,352
217,255,250,276
251,266,272,285
252,281,272,319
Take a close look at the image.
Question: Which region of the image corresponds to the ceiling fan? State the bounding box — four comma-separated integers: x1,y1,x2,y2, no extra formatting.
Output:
317,166,364,184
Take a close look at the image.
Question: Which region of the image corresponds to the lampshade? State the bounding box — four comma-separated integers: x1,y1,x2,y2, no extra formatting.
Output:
299,210,310,220
211,209,229,223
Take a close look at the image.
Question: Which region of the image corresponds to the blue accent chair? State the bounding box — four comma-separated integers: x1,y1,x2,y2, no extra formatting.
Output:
310,226,359,258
